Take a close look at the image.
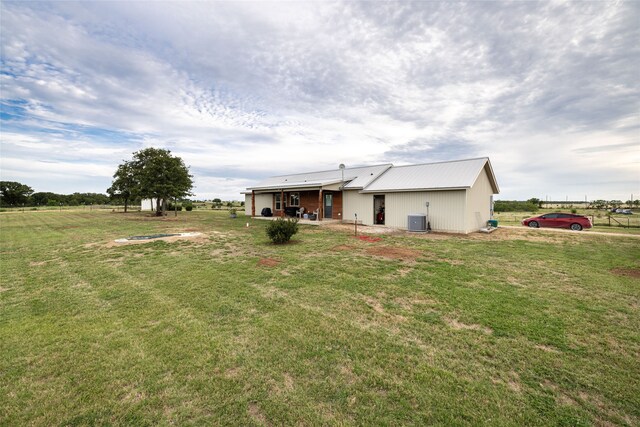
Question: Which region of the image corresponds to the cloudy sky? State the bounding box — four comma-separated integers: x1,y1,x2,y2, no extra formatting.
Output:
1,1,638,201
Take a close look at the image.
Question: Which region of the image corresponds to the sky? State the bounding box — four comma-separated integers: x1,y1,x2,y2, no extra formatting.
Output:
1,1,638,202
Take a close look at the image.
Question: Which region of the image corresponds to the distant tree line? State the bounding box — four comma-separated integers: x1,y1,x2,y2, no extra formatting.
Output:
493,199,540,213
493,198,639,212
0,181,111,207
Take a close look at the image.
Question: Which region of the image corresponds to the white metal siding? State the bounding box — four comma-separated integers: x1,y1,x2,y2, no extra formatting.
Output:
141,198,157,211
465,168,494,233
245,194,272,216
244,195,251,216
343,191,374,225
384,191,467,232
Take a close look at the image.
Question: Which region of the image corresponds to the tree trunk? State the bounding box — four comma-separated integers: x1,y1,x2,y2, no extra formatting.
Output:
156,198,162,216
124,198,128,213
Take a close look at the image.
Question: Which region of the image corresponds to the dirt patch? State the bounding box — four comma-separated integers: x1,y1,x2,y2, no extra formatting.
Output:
366,246,422,261
103,232,209,248
445,317,493,335
363,296,386,314
248,402,270,426
535,344,561,354
224,367,241,378
258,258,280,267
611,267,640,278
29,261,47,267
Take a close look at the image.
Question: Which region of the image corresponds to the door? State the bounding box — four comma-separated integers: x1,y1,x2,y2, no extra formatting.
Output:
324,193,333,218
373,195,385,224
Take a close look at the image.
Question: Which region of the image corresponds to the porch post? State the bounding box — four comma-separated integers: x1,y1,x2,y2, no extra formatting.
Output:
318,189,323,221
251,191,255,217
280,189,285,217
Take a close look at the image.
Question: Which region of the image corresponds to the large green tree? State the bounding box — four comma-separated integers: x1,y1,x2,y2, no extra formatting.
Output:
107,161,138,213
0,181,34,207
129,148,193,215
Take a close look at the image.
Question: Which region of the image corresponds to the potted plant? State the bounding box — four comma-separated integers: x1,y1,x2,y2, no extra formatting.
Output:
229,208,237,218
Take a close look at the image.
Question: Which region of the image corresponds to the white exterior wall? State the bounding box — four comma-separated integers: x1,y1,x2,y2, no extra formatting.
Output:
343,191,374,225
465,168,495,233
141,198,157,211
245,193,272,216
384,191,467,232
244,195,251,215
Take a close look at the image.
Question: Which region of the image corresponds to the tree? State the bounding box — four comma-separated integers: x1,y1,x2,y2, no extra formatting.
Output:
0,181,33,207
591,200,608,209
129,148,193,216
107,161,138,213
527,198,543,208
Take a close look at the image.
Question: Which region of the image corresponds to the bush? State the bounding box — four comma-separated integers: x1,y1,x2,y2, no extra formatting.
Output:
265,218,299,244
185,205,193,211
493,200,539,212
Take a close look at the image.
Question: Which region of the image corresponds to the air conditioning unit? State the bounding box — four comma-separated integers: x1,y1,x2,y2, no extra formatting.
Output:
408,214,427,232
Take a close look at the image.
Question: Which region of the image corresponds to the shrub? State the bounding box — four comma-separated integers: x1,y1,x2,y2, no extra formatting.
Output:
493,200,539,212
185,205,193,211
265,218,299,244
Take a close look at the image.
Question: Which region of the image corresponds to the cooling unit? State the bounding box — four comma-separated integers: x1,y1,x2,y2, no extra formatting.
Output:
407,214,427,232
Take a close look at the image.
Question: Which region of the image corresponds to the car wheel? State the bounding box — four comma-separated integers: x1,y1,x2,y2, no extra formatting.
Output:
528,221,539,228
570,223,582,231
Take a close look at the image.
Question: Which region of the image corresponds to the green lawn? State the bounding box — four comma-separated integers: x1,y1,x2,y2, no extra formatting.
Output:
1,210,639,426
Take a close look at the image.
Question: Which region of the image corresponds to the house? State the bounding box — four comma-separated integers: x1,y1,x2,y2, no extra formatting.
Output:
244,157,499,234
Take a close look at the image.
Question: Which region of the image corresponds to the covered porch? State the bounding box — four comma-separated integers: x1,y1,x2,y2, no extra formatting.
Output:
249,186,343,221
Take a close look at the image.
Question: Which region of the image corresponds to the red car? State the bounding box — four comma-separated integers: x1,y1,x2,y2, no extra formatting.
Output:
522,213,592,231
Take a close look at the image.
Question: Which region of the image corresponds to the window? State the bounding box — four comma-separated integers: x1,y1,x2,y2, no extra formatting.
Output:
275,194,282,210
289,192,300,207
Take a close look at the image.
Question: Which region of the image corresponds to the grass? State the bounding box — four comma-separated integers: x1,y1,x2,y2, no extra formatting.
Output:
1,210,639,425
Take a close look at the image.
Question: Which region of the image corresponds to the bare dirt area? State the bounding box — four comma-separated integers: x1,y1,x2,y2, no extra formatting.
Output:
611,268,640,279
85,232,210,248
366,245,423,261
258,258,280,267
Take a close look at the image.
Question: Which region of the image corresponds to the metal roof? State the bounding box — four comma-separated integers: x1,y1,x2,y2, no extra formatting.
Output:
247,164,392,191
245,158,498,194
361,157,499,193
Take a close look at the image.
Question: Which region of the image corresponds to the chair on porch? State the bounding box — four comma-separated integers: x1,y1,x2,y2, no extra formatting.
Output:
296,207,305,219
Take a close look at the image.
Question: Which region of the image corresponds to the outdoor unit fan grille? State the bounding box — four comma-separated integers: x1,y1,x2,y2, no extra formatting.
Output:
408,214,427,232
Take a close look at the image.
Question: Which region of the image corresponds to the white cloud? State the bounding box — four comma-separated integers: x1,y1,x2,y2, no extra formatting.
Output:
1,1,638,200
